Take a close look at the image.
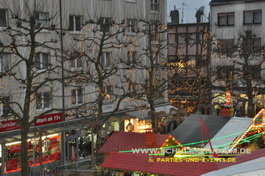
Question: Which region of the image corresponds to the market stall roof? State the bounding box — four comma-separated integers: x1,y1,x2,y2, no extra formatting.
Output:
171,114,231,147
205,117,252,149
203,148,265,176
125,104,178,120
101,152,218,176
98,131,171,154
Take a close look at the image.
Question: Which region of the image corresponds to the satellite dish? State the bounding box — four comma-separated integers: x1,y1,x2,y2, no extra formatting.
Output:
198,6,205,12
195,6,205,23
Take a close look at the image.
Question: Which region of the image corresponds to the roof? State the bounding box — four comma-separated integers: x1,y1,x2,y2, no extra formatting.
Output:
205,117,252,149
210,0,265,5
203,148,265,176
101,152,218,176
98,131,170,154
101,148,265,176
171,114,231,147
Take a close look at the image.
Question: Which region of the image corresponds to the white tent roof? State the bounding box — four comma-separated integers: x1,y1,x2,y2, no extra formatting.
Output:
202,156,265,176
205,117,252,149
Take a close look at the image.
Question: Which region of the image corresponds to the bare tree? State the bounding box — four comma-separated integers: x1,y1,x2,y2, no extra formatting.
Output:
0,1,61,175
121,19,169,129
212,29,265,117
234,30,265,117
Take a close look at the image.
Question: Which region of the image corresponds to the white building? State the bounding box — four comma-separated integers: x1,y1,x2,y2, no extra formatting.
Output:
210,0,265,117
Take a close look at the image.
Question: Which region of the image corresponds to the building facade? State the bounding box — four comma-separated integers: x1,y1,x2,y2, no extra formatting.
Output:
167,22,211,115
0,0,168,175
210,0,265,117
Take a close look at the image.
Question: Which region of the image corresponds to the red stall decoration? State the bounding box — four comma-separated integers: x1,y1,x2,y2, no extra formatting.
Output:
6,159,18,172
42,155,49,162
34,113,63,126
9,145,21,153
225,91,231,106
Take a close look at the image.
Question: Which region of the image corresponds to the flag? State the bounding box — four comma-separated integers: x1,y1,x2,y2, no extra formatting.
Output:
200,117,219,158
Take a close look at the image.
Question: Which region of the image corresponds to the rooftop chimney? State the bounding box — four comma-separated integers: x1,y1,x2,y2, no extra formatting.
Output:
170,7,179,24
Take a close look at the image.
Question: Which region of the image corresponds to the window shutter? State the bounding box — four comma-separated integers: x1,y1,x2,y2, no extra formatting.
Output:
0,10,7,27
71,90,76,104
69,16,74,31
76,16,81,31
35,53,41,69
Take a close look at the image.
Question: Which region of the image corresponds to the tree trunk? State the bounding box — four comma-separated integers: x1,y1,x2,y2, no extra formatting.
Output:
247,100,255,117
150,102,156,129
21,121,30,176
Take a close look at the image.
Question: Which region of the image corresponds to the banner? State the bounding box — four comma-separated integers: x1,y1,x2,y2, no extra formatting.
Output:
34,113,63,126
0,120,20,132
6,159,18,172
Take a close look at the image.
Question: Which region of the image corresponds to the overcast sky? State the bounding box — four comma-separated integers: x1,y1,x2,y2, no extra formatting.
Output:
167,0,211,23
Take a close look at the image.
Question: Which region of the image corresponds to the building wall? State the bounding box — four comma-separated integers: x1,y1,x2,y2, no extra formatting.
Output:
0,0,167,120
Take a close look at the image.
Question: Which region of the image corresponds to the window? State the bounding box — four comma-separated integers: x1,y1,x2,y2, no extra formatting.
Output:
0,54,9,73
0,9,7,27
128,82,136,93
36,92,51,109
69,15,82,31
35,12,49,28
218,13,226,26
71,51,82,70
103,86,113,100
218,12,234,26
244,65,261,79
100,17,112,33
126,19,137,33
253,10,262,24
127,51,137,66
35,53,49,70
71,89,83,105
243,35,261,53
0,96,10,116
101,52,112,67
217,66,234,80
151,0,159,12
227,13,235,26
253,38,261,52
153,53,160,64
218,39,234,56
151,20,159,40
244,10,262,25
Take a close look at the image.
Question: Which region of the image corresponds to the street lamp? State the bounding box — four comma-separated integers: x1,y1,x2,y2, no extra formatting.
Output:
126,122,134,132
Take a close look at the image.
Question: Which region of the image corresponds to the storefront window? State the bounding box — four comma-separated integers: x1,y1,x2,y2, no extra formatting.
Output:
124,119,152,133
4,133,61,174
65,129,94,163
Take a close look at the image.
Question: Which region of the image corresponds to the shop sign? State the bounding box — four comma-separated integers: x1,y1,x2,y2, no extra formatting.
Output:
34,113,63,126
6,159,18,172
9,144,21,153
0,120,20,132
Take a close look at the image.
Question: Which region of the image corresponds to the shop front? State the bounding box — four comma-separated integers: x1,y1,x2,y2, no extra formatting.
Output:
1,133,61,175
0,112,85,175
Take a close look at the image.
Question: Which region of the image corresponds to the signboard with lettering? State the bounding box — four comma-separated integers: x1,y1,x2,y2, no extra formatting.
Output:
0,120,20,133
6,159,18,172
34,113,63,126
